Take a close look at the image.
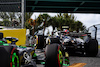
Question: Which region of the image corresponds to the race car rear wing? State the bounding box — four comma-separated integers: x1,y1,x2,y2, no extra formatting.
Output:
69,32,87,37
60,31,90,37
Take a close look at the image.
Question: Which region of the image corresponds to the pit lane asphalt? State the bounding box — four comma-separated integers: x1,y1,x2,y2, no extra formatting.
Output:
37,49,100,67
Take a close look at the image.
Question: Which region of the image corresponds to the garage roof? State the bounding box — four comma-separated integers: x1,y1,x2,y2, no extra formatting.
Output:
26,0,100,13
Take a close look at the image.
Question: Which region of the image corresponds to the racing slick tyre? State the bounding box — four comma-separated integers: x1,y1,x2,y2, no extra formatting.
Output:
45,44,63,67
37,35,44,49
85,39,98,57
0,46,20,67
10,48,20,67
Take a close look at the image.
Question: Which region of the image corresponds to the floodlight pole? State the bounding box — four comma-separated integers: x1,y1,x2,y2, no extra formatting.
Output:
21,0,25,28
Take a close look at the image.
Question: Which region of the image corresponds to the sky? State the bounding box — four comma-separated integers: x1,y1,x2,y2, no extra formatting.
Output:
31,12,100,28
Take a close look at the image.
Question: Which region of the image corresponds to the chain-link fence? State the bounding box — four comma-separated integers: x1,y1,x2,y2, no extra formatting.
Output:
0,0,21,12
0,0,22,28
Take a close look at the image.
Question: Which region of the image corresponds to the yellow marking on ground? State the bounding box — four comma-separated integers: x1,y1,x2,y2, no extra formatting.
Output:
68,63,87,67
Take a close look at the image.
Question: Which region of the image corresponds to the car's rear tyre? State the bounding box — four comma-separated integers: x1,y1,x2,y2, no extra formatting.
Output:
85,39,98,57
37,35,44,49
10,48,20,67
0,46,20,67
45,44,63,67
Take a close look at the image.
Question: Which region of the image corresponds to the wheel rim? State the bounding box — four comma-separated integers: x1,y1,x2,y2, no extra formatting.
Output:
58,49,63,67
12,52,19,67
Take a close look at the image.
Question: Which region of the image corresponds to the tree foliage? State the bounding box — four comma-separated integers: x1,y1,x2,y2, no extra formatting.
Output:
0,12,86,32
35,13,86,32
0,12,33,27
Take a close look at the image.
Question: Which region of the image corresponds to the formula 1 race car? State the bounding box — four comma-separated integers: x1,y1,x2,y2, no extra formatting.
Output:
0,32,38,67
59,25,98,57
0,32,70,67
34,34,70,67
